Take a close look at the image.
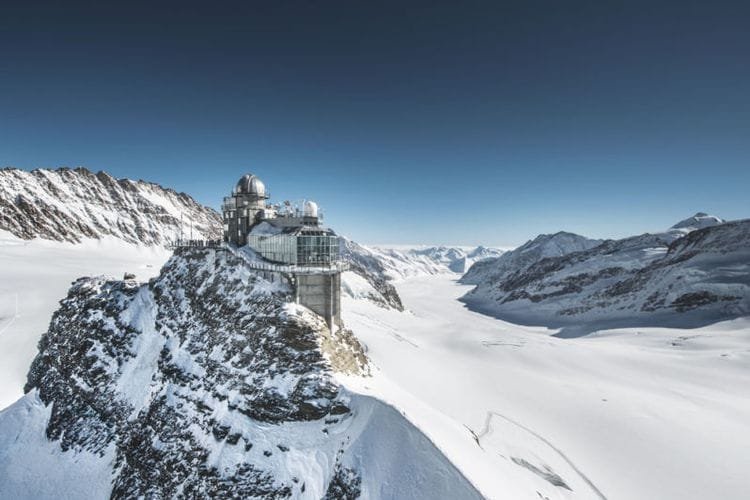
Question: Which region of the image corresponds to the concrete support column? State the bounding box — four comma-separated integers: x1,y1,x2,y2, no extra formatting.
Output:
294,272,341,331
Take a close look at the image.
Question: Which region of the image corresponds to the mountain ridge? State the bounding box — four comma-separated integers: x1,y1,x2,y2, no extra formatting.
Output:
0,167,222,245
461,215,750,334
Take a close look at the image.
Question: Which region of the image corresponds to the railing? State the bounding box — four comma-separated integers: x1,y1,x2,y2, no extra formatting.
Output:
167,239,224,250
167,240,350,274
227,246,349,275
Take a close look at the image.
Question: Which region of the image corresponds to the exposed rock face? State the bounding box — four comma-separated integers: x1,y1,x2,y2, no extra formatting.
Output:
23,247,367,497
340,238,405,311
0,167,221,245
462,217,750,331
2,248,480,499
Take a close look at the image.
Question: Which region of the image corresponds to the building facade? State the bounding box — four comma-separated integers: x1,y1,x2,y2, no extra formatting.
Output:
222,173,344,330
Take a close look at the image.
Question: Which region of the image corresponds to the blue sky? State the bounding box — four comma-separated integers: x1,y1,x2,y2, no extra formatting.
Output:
1,1,748,247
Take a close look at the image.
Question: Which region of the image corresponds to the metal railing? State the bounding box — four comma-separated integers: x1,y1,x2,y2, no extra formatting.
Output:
167,239,223,249
167,240,349,274
227,246,349,275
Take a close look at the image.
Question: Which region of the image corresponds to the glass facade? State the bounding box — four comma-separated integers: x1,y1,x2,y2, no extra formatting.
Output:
246,233,340,265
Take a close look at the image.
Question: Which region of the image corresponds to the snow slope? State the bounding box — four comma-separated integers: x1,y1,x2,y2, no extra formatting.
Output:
0,231,170,408
0,167,221,245
0,248,480,499
343,274,750,500
461,216,749,334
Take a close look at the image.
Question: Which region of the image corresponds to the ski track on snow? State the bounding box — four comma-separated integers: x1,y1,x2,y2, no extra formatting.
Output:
473,410,608,500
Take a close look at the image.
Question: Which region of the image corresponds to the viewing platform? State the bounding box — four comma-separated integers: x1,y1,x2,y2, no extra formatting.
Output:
168,239,349,275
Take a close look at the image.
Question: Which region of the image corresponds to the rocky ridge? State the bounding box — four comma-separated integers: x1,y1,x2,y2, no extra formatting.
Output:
462,215,750,331
0,167,221,245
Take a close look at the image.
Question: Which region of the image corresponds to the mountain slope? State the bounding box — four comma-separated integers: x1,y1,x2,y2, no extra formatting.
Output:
0,167,221,245
462,217,750,333
0,247,480,499
461,231,602,285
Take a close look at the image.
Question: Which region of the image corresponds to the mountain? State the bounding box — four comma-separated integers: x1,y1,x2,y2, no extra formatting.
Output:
461,231,602,285
0,167,222,245
461,215,750,334
340,240,504,310
0,247,480,499
670,212,725,233
407,245,506,274
340,239,406,311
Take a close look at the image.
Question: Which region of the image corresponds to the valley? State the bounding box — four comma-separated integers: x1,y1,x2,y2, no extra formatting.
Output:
343,274,750,499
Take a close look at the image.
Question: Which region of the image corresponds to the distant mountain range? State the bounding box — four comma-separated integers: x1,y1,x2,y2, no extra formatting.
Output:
340,241,505,309
0,167,221,245
0,166,504,312
461,213,750,334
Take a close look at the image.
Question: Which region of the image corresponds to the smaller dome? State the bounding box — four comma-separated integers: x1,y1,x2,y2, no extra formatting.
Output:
235,174,267,198
303,200,319,217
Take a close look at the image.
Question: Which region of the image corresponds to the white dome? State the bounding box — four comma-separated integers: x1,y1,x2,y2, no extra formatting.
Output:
303,200,319,217
235,174,267,198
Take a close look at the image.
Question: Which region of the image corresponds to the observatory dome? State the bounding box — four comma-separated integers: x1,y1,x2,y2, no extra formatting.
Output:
235,174,267,198
303,200,319,217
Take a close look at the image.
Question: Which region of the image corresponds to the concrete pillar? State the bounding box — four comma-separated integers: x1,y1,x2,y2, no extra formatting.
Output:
294,272,341,331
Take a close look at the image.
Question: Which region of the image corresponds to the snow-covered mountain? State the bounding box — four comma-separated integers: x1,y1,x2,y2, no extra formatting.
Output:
461,231,602,285
670,211,725,234
340,240,504,310
0,247,480,499
368,245,505,278
0,167,222,245
462,215,750,332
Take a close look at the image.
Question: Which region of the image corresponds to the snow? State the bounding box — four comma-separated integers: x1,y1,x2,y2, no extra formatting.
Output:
0,231,170,409
341,271,384,303
342,274,750,499
670,212,725,233
115,287,163,413
0,391,115,499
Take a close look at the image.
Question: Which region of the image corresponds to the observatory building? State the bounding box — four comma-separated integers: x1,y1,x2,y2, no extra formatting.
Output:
222,174,344,330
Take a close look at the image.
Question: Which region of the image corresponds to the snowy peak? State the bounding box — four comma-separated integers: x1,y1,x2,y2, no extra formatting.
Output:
520,231,601,257
669,212,725,233
461,231,601,285
0,167,222,246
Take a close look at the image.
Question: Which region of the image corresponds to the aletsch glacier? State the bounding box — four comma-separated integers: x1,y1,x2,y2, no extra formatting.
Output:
0,168,748,499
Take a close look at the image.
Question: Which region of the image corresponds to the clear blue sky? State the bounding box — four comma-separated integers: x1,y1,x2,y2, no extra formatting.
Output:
1,1,748,247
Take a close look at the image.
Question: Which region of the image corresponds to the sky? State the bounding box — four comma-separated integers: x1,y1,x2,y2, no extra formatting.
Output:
1,0,748,247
